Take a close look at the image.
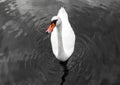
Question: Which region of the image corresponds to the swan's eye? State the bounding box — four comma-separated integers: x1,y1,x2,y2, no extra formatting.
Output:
51,19,58,24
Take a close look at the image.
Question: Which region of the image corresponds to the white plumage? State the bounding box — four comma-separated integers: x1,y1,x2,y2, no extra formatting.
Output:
50,7,76,61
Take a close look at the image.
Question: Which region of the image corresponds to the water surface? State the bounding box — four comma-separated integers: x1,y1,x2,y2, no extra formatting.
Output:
0,0,120,85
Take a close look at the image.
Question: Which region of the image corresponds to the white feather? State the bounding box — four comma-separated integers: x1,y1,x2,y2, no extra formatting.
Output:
51,7,76,61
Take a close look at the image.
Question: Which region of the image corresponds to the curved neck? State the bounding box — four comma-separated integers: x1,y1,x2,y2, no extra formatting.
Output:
57,24,67,61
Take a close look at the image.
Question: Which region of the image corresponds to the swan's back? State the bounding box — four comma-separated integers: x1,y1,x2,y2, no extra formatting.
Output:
58,7,76,57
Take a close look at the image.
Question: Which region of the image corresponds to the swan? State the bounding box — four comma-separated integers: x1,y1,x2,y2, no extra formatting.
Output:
46,7,76,61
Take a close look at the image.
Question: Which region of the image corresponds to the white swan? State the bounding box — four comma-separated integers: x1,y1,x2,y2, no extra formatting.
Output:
46,7,76,61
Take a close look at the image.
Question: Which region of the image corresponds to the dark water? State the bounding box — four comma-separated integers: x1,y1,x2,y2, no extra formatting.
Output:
0,0,120,85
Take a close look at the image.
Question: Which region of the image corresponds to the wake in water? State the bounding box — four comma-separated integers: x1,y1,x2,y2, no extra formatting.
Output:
59,60,69,85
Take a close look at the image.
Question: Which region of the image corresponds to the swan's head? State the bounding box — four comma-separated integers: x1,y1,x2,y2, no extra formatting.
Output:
46,16,61,33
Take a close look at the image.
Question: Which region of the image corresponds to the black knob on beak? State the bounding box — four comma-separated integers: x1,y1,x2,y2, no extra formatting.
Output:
46,31,49,34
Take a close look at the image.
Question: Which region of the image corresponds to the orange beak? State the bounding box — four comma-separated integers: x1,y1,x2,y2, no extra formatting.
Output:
46,23,56,33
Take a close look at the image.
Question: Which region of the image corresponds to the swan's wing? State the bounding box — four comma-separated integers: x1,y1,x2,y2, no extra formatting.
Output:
57,7,76,58
57,7,68,18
